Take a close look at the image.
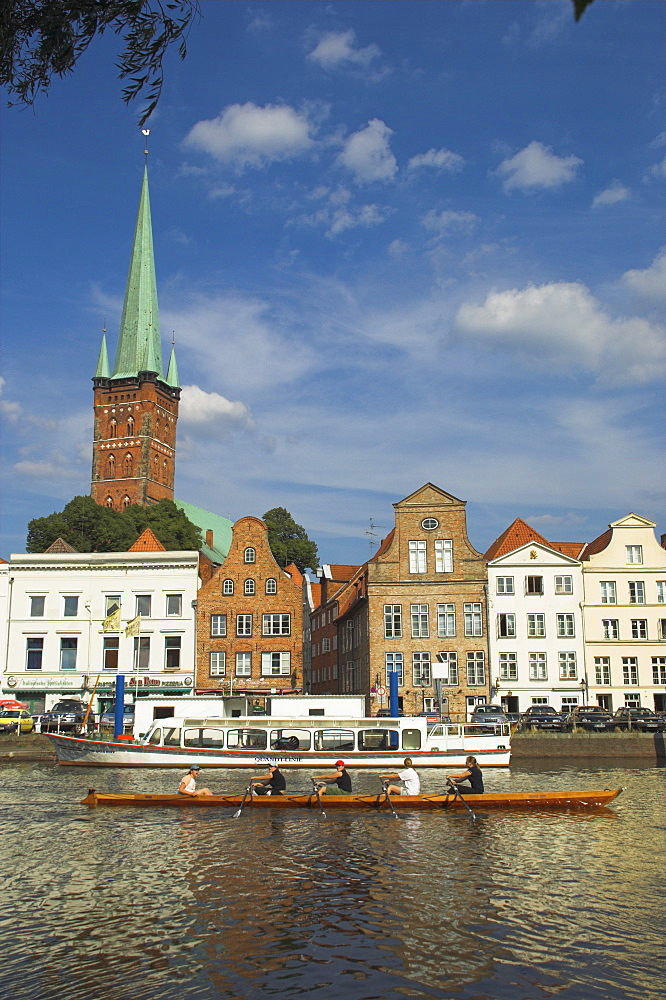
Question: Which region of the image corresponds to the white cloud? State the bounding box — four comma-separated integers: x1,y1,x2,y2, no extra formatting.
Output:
179,385,253,434
407,148,465,172
592,181,630,208
13,455,77,480
184,102,314,169
308,29,381,70
337,119,397,183
622,249,666,305
0,376,22,422
301,186,391,237
645,154,666,180
455,281,666,384
495,141,582,192
422,209,479,234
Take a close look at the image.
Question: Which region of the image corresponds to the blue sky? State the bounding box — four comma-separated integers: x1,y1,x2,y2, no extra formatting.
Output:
1,0,664,564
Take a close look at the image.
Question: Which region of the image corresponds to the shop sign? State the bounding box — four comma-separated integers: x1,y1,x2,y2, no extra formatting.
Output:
6,675,82,691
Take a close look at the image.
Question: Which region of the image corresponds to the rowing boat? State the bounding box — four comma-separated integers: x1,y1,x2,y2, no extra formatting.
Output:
81,787,622,810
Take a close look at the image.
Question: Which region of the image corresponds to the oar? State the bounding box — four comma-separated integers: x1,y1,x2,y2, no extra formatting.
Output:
233,783,253,819
311,778,327,818
447,780,476,822
381,780,400,819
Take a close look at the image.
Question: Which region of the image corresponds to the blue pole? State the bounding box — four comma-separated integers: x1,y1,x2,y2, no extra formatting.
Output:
114,675,125,739
389,669,399,717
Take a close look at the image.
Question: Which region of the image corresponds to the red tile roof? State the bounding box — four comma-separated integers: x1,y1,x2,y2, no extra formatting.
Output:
485,519,583,561
579,528,612,561
128,528,166,552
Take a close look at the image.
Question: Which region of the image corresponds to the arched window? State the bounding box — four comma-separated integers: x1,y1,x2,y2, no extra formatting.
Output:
105,496,114,508
153,455,159,478
163,459,168,481
223,579,234,595
106,455,116,479
155,417,161,437
265,578,277,595
124,453,133,477
122,495,131,509
127,416,134,436
244,579,256,596
109,419,117,438
244,547,256,564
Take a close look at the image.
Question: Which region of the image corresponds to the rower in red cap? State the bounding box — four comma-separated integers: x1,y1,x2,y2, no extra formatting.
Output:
313,760,353,796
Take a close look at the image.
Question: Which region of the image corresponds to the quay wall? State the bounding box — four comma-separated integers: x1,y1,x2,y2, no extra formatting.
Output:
511,731,665,761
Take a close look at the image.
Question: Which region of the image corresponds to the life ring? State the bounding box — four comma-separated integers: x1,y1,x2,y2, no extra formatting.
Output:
6,676,17,687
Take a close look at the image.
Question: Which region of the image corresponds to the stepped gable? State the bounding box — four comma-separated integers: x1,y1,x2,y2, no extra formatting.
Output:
128,528,166,552
44,537,78,553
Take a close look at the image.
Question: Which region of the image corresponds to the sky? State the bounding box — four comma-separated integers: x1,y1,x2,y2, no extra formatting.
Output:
1,0,664,566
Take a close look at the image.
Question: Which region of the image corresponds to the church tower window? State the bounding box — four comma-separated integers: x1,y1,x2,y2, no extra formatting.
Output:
127,416,134,436
109,419,117,438
124,453,133,477
107,455,116,479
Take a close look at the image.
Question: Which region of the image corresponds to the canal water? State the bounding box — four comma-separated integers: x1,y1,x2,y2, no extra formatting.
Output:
1,760,663,1000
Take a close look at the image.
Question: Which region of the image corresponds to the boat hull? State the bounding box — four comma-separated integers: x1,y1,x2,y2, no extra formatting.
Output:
81,788,623,810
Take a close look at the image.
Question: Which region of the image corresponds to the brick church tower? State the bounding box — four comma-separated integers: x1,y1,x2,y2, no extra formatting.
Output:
91,165,180,510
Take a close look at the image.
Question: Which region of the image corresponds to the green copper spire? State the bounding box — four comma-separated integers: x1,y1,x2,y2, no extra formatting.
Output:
111,166,163,379
165,345,180,388
94,332,110,378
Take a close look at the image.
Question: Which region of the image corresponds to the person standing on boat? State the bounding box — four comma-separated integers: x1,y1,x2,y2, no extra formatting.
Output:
314,760,353,796
178,764,213,796
250,763,287,796
381,757,420,796
446,756,484,794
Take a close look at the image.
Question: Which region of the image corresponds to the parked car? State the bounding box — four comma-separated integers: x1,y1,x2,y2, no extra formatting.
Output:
504,712,521,725
39,699,88,733
100,704,136,728
471,704,508,723
612,707,665,733
563,706,616,732
520,706,565,731
0,709,35,734
375,708,405,717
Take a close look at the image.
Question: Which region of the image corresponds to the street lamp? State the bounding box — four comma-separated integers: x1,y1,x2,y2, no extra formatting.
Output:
580,676,588,704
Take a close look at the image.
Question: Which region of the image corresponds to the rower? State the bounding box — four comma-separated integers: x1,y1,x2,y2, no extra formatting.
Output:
380,757,420,796
178,764,213,796
250,763,286,796
313,760,352,796
446,756,484,794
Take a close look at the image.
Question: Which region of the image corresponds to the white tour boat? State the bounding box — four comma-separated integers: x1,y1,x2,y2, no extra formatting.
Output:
46,714,511,768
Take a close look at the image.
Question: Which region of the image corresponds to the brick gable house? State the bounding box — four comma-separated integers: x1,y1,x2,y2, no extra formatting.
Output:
196,516,303,703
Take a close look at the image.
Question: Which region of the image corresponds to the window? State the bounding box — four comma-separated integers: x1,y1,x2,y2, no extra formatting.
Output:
659,619,666,640
109,418,117,438
556,614,575,638
105,595,121,616
210,652,226,676
244,547,256,564
26,637,43,671
166,594,182,617
602,619,619,639
237,615,253,636
435,539,453,573
412,652,431,686
262,614,290,636
409,540,427,574
559,652,577,679
497,613,516,638
123,453,133,476
236,652,252,676
63,596,79,617
600,582,616,605
496,577,514,595
527,613,545,637
133,636,150,670
436,651,458,685
631,620,647,639
628,581,645,604
499,652,517,681
526,576,543,595
127,416,134,435
59,638,77,671
211,614,227,637
244,579,256,596
437,604,456,637
265,578,277,595
622,657,638,685
421,517,438,530
135,594,151,617
554,575,573,595
626,545,643,564
385,652,404,685
30,596,45,617
652,657,666,685
529,652,547,680
103,636,119,670
466,652,485,686
165,636,181,670
595,657,611,685
262,652,290,676
464,603,482,637
384,604,402,638
223,579,234,595
322,637,330,653
411,604,429,638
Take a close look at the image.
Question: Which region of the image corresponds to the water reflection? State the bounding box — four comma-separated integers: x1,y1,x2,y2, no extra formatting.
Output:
0,761,663,999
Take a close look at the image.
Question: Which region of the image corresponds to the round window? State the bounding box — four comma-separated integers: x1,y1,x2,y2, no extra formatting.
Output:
421,517,439,530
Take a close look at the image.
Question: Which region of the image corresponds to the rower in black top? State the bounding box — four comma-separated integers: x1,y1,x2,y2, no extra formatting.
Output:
250,764,287,796
314,760,353,796
446,755,484,794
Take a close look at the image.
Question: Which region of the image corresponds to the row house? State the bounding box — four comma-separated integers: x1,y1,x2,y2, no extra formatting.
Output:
309,565,359,695
196,516,304,706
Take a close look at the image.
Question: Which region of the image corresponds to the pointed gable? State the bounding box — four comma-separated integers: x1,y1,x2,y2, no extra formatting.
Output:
484,518,550,560
44,537,78,553
128,528,166,552
396,482,464,508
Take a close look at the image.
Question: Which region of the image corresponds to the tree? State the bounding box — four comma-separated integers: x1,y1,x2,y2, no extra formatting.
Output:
262,507,319,575
1,1,199,126
26,495,201,552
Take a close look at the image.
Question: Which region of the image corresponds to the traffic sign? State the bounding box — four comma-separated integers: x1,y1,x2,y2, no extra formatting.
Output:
376,686,386,696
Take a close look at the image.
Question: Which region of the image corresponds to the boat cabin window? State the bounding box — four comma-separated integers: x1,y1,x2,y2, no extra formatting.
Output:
401,728,422,751
183,727,226,749
227,728,268,750
148,728,161,744
270,729,311,750
314,729,355,752
163,727,181,747
358,729,399,750
428,724,444,737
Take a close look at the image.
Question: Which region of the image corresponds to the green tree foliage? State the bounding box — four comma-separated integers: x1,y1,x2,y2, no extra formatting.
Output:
262,507,319,574
1,1,199,126
26,495,201,553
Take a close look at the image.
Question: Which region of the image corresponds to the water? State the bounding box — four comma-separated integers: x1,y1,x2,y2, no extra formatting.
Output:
1,761,664,1000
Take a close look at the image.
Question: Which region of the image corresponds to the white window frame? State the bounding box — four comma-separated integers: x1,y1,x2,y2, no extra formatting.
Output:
652,657,666,685
496,576,514,595
622,657,638,685
223,579,234,595
437,603,456,637
408,540,427,574
59,637,77,671
262,614,291,636
558,651,577,679
237,614,252,637
602,619,619,640
630,619,647,639
244,547,256,564
436,651,458,685
525,576,544,595
497,613,516,638
466,651,485,686
626,545,643,565
499,652,517,681
135,594,151,617
210,614,227,637
527,613,545,637
133,636,150,671
529,652,547,681
434,538,453,573
464,603,483,637
600,581,616,605
236,652,252,676
164,636,181,671
166,594,182,617
244,579,255,596
265,578,277,595
411,604,429,638
556,613,575,638
384,604,402,638
554,575,573,595
261,652,290,676
628,581,645,605
385,652,404,685
412,652,431,686
594,657,611,685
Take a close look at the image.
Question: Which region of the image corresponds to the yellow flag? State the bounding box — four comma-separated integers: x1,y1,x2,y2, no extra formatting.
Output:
125,615,141,637
102,608,121,632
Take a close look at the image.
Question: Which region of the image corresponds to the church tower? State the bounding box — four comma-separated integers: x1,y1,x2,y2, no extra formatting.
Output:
91,165,180,510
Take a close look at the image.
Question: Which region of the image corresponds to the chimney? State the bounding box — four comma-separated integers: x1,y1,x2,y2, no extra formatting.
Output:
206,529,214,547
